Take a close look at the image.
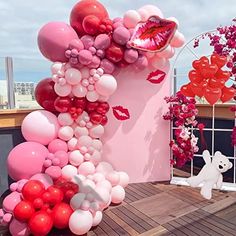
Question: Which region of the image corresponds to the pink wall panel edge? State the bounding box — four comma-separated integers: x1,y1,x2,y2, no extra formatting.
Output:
102,68,171,183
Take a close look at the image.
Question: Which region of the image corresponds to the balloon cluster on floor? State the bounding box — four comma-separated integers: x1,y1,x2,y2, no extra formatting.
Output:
0,1,184,235
181,53,235,105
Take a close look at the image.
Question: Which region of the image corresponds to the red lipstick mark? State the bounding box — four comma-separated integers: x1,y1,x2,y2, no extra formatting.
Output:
129,16,177,52
147,69,166,84
112,106,130,121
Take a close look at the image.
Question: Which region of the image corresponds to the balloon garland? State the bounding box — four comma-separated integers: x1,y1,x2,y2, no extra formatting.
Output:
0,1,185,235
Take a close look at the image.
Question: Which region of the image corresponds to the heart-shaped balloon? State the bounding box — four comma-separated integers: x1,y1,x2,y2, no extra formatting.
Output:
200,64,218,78
210,54,227,68
215,69,231,82
180,83,195,97
192,60,201,70
204,87,222,105
191,81,207,97
221,86,235,103
208,78,225,89
129,16,177,52
188,70,203,83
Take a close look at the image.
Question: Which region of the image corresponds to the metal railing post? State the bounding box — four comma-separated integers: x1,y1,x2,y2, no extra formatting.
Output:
5,57,15,109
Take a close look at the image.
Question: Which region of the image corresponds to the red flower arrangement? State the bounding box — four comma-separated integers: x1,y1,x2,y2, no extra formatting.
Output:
163,92,199,167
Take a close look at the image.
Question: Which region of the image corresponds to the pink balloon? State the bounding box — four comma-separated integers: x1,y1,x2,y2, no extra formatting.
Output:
170,31,185,48
86,91,99,102
118,172,129,187
72,84,88,97
58,113,74,126
65,68,82,85
124,49,138,63
111,185,125,204
123,10,141,29
45,166,62,180
22,110,59,145
94,34,111,50
95,74,117,96
91,150,102,165
80,35,94,49
106,172,120,186
7,142,48,181
30,173,53,189
69,150,84,166
78,50,93,65
87,55,101,69
113,27,130,45
100,59,115,74
69,38,84,51
3,192,21,213
9,219,30,236
133,55,148,71
54,150,69,167
38,22,78,62
58,126,74,141
54,83,72,97
48,139,68,153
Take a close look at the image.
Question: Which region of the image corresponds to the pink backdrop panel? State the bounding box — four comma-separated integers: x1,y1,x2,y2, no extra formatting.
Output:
102,67,171,183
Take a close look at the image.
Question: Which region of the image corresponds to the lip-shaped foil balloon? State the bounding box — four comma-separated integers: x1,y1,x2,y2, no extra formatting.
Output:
129,16,177,52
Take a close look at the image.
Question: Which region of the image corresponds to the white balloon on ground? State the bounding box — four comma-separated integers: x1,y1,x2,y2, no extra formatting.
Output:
106,172,120,186
69,210,93,235
118,172,130,187
111,185,126,204
170,31,185,48
92,211,103,227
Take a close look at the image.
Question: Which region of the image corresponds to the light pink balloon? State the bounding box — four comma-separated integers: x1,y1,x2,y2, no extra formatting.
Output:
69,210,93,235
94,186,110,209
156,45,175,59
68,137,78,151
111,185,125,204
137,8,149,22
93,173,105,183
92,211,103,227
78,162,95,176
89,125,104,139
106,172,120,186
69,38,84,51
78,135,93,148
139,5,164,18
65,68,82,85
91,150,102,165
81,35,94,49
170,31,185,48
54,150,69,167
80,67,90,79
48,139,68,153
61,165,78,180
69,150,84,166
9,219,30,236
54,83,72,97
118,172,130,187
38,22,78,62
94,34,111,50
113,27,130,45
96,180,112,192
58,126,74,141
100,59,115,74
45,166,62,180
72,84,88,97
86,91,99,102
92,140,103,151
74,126,89,138
30,173,53,189
51,62,64,74
22,110,59,146
7,142,48,181
95,74,117,96
80,200,90,211
123,10,141,29
96,162,113,175
3,192,21,213
58,113,74,126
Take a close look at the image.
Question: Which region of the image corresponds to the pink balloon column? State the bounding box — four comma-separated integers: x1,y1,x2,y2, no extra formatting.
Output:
0,1,184,235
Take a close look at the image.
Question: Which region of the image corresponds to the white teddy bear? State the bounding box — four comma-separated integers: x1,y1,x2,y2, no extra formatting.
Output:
187,150,232,200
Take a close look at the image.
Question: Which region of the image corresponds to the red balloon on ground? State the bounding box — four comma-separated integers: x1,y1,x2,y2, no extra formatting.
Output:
22,180,45,202
70,0,109,36
52,203,73,229
35,78,58,112
29,211,53,236
14,201,35,222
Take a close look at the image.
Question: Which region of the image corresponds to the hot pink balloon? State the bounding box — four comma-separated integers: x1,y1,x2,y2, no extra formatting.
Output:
38,22,78,62
3,191,21,213
48,139,68,153
7,142,48,181
21,110,59,146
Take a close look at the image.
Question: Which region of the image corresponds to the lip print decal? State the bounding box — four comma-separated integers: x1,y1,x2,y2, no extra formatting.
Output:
112,106,130,121
129,16,177,52
147,69,166,84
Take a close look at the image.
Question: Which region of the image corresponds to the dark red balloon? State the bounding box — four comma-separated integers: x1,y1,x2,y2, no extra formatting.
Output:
90,111,103,124
54,97,72,113
14,201,35,222
22,180,45,202
82,15,100,35
52,203,73,229
29,211,53,236
105,43,124,63
35,78,58,112
73,97,87,109
47,186,64,205
70,0,109,36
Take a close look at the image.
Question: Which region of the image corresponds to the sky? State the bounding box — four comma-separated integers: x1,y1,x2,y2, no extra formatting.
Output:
0,0,235,83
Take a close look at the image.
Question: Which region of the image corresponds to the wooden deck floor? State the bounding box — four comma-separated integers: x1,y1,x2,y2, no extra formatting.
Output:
1,182,236,236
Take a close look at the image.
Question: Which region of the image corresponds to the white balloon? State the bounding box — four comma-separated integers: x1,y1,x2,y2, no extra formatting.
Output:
106,172,120,187
51,62,63,74
92,211,103,227
78,135,93,148
80,200,91,211
69,210,93,235
78,162,96,176
139,5,164,18
80,179,96,194
123,10,141,29
69,150,84,166
74,126,89,138
54,83,72,97
58,113,74,126
94,186,110,206
58,126,74,141
89,125,104,139
91,150,102,165
93,172,105,183
70,193,86,210
65,68,82,85
61,165,78,180
71,174,86,185
86,91,99,102
95,74,117,97
111,185,125,204
67,137,78,151
92,139,103,151
96,180,112,192
72,84,87,97
118,172,130,187
96,162,114,175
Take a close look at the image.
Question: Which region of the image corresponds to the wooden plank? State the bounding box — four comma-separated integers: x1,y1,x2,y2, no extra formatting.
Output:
111,208,146,234
92,226,108,236
105,211,138,236
163,222,188,236
172,218,199,236
102,213,131,236
128,184,153,197
132,183,160,195
125,189,140,203
139,225,169,236
98,220,119,236
125,186,146,200
215,203,236,223
124,204,159,228
191,210,232,236
118,206,153,231
87,231,97,236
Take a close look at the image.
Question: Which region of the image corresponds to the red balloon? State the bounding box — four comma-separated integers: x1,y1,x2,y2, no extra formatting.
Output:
208,78,225,88
90,111,103,124
52,203,73,229
105,43,124,63
200,56,209,64
33,198,44,210
22,180,45,202
54,96,72,113
215,69,231,81
191,81,207,98
211,54,227,68
201,64,218,78
29,211,53,236
192,59,201,70
188,70,202,83
221,86,235,103
86,101,99,112
101,115,108,126
96,102,110,115
70,0,109,36
204,87,222,105
35,78,58,112
82,15,100,35
14,201,35,222
73,97,87,109
180,83,195,97
47,186,64,205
